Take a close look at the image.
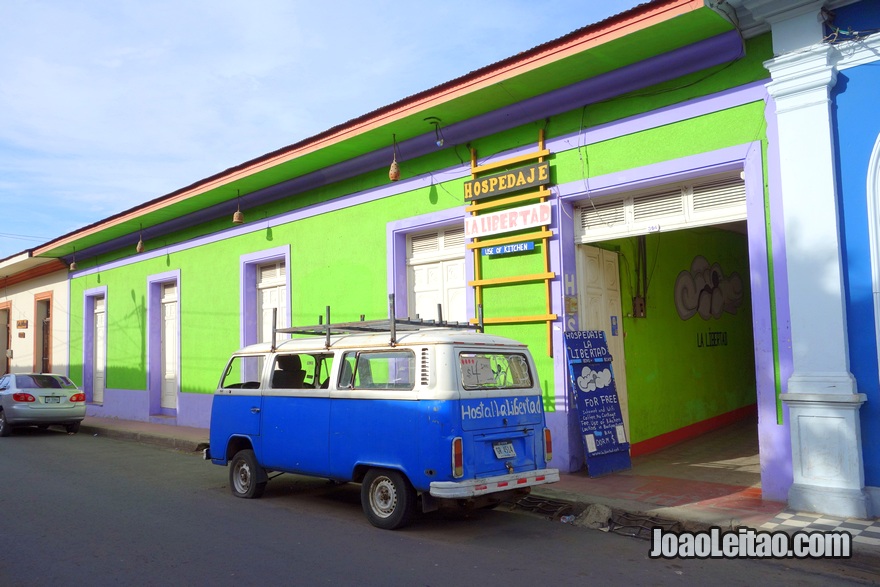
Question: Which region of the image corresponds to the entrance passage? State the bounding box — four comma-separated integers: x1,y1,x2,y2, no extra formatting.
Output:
625,416,760,488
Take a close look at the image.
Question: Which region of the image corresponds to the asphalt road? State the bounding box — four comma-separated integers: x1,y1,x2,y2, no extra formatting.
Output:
0,427,874,586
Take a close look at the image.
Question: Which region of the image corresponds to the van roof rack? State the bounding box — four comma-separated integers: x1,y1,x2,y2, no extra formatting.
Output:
272,294,483,350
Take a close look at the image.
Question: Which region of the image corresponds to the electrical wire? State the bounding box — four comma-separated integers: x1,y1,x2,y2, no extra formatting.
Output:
824,26,880,44
0,232,48,242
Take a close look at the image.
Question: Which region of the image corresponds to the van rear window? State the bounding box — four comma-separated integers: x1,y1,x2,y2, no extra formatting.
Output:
459,352,532,390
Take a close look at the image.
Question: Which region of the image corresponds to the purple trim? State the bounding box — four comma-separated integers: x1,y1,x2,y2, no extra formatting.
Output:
554,81,766,154
70,32,745,263
743,140,791,502
547,194,583,471
554,145,756,471
74,80,767,280
386,208,469,319
759,95,794,501
557,143,753,201
85,388,148,420
147,270,180,414
84,385,212,429
240,246,290,348
175,391,212,429
82,286,107,402
552,140,792,488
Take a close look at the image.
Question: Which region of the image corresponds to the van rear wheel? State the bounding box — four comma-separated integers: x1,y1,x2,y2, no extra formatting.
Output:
361,469,415,530
230,449,266,499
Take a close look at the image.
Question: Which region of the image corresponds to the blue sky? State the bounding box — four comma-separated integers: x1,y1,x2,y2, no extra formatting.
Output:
0,0,641,260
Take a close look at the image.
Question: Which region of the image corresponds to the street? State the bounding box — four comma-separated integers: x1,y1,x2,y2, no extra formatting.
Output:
0,429,874,586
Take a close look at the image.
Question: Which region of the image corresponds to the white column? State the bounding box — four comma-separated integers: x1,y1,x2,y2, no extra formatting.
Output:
764,12,869,518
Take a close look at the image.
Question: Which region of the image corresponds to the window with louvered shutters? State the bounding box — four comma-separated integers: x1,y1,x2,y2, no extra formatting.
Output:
407,228,466,323
575,172,746,242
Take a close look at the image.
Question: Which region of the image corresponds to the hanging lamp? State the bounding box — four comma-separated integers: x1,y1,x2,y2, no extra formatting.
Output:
233,191,244,224
389,134,400,182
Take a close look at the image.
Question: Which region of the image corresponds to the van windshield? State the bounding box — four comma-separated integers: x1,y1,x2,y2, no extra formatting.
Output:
459,352,532,390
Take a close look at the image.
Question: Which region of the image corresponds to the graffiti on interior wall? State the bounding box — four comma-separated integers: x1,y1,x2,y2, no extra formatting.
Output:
674,255,744,321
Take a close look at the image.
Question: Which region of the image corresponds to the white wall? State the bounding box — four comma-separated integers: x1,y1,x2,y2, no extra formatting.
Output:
0,269,70,376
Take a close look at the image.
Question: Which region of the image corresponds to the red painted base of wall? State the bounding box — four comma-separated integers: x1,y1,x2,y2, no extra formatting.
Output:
630,404,758,458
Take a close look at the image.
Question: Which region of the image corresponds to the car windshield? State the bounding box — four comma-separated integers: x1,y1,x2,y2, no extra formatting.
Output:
15,375,74,389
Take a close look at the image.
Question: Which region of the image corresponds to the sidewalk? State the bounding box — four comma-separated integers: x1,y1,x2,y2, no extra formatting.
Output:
80,415,880,559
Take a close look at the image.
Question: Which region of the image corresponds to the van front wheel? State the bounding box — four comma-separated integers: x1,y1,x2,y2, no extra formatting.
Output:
361,469,415,530
229,449,266,499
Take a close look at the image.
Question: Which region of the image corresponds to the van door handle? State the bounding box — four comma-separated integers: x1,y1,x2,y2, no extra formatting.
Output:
251,407,261,414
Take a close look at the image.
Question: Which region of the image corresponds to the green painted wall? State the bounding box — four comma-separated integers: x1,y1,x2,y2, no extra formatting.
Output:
600,228,756,444
67,33,772,427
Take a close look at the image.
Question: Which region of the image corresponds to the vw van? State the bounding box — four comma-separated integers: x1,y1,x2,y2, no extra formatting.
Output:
206,310,559,529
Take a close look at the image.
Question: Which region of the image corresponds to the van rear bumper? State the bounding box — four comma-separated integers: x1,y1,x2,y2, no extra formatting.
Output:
429,468,560,499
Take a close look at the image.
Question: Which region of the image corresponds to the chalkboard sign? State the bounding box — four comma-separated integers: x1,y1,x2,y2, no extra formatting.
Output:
564,330,632,477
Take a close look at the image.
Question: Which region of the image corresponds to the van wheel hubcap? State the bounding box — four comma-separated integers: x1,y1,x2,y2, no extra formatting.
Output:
234,461,252,493
369,476,397,518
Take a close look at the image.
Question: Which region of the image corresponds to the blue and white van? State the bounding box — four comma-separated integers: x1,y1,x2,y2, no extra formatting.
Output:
207,311,559,529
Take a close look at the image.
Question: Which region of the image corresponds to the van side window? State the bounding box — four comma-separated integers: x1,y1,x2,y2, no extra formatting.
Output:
272,354,308,389
314,354,334,388
339,354,356,388
221,356,262,389
272,354,335,389
341,350,415,390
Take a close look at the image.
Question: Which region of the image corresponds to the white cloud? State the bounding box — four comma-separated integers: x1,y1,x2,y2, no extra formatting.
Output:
0,0,640,258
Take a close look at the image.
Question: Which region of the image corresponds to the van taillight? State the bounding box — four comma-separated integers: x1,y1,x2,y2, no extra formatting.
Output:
452,437,463,478
543,428,553,462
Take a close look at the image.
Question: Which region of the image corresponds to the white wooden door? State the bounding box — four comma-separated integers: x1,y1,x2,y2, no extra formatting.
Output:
577,245,629,435
410,259,466,323
93,297,106,403
161,283,178,409
257,261,287,344
407,228,466,323
0,309,8,376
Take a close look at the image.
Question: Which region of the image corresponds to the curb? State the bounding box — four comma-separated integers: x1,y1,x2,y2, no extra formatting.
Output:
532,486,880,565
80,423,207,454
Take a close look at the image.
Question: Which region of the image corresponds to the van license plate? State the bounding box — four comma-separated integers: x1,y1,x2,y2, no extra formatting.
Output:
45,396,60,404
493,441,516,459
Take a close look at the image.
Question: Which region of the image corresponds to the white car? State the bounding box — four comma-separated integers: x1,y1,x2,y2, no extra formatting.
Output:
0,373,86,436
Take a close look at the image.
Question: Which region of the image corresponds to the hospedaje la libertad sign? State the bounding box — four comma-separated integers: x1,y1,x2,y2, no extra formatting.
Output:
463,161,550,201
465,202,552,239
